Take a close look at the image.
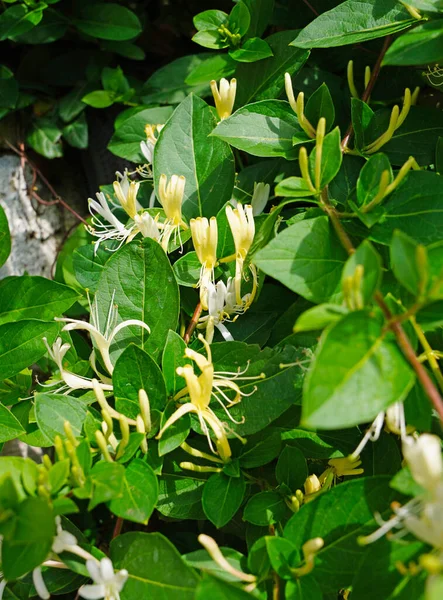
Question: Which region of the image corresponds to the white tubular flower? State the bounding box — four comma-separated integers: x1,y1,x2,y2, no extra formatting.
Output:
130,212,161,242
158,174,188,251
190,216,218,310
33,567,50,600
251,182,270,216
403,434,443,494
56,292,150,375
88,192,135,254
113,173,140,219
43,337,113,394
52,516,78,555
404,497,443,549
140,140,153,164
225,203,256,305
140,124,164,164
198,279,241,343
210,78,237,120
79,558,128,600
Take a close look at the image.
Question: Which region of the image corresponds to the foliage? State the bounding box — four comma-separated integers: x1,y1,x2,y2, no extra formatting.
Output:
3,1,443,599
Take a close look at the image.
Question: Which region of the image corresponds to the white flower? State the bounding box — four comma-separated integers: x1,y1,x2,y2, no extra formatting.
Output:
56,292,150,375
140,140,154,164
88,192,134,254
79,558,128,600
52,516,78,555
133,212,161,241
198,279,244,343
210,78,237,120
43,337,113,394
225,203,257,306
402,434,443,494
140,124,164,165
33,567,50,600
113,172,141,219
251,182,270,216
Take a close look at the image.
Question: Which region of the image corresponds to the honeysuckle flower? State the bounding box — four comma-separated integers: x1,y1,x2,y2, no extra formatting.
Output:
210,78,237,120
140,124,164,164
52,516,78,554
251,182,270,216
127,212,161,243
79,558,128,600
158,174,188,251
43,337,113,393
156,335,261,461
359,433,443,549
113,172,140,219
33,567,50,600
88,192,135,253
328,456,364,478
190,216,218,310
225,203,257,306
304,474,321,496
56,292,150,375
198,279,238,343
292,538,324,577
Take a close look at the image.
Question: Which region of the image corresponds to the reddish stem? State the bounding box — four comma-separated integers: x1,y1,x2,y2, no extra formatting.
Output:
183,302,203,344
112,517,124,539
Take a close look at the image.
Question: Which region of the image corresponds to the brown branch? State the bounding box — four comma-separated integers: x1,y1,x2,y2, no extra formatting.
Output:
112,517,124,539
301,0,319,16
319,191,443,423
183,302,202,344
341,35,392,151
4,139,89,226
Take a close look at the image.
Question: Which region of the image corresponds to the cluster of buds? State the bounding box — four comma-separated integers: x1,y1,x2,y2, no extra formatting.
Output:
347,60,371,100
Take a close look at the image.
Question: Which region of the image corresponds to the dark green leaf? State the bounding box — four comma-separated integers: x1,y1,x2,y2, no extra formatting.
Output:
305,83,335,132
0,403,25,443
342,240,382,303
308,126,342,188
276,446,308,491
26,118,63,159
0,206,10,269
229,37,273,62
202,473,245,528
243,490,286,525
383,20,443,66
75,3,142,41
62,113,88,149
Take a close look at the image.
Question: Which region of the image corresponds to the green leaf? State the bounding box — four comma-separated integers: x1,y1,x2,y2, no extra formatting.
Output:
212,100,311,159
275,177,315,198
254,216,348,304
356,153,393,207
0,276,79,325
81,90,115,109
0,403,25,443
228,1,250,36
154,94,235,220
26,118,63,159
308,126,342,188
75,3,142,41
2,497,55,580
352,98,375,152
276,446,308,491
235,31,309,106
243,491,287,525
162,330,187,396
89,462,125,510
0,206,11,268
0,320,59,380
110,459,158,524
100,40,145,61
102,66,130,94
113,344,167,418
158,400,190,456
35,393,88,444
96,238,179,362
185,54,236,86
184,547,246,583
111,532,199,599
62,112,88,149
0,75,18,109
369,170,443,245
196,576,253,600
342,240,382,304
384,20,443,66
73,245,110,292
390,230,427,297
0,5,44,41
266,537,300,579
284,476,398,594
108,106,174,163
242,0,275,38
142,54,212,104
11,8,67,44
294,304,348,333
290,0,415,49
239,429,281,468
58,83,93,122
286,575,323,600
202,473,246,528
302,310,415,429
305,83,335,132
229,37,273,62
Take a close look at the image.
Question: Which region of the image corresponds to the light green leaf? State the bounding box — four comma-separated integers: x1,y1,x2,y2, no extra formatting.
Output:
154,94,235,220
342,240,382,304
384,20,443,66
162,330,187,396
26,118,63,158
0,403,25,443
302,310,415,429
254,216,348,304
290,0,415,49
89,462,125,510
62,112,88,149
308,126,342,188
81,90,115,109
196,576,253,599
35,393,88,444
111,532,199,599
294,304,348,333
356,153,393,207
229,37,273,62
390,230,427,297
0,206,11,268
110,459,158,524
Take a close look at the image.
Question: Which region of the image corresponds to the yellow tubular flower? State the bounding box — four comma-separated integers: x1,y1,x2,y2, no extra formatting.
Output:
225,204,256,305
113,179,140,219
210,78,237,120
156,335,261,461
158,174,187,227
190,216,218,310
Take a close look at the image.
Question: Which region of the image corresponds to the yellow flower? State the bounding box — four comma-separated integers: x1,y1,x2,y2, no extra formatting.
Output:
210,78,237,120
190,216,218,310
156,335,260,461
328,456,364,477
225,203,257,305
158,174,188,251
113,175,140,219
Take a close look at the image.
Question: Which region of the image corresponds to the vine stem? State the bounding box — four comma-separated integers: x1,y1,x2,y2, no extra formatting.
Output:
112,517,124,539
183,302,202,344
319,189,443,423
341,35,392,151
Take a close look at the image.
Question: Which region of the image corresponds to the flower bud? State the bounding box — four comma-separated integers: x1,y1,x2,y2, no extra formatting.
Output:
304,474,321,496
402,434,443,492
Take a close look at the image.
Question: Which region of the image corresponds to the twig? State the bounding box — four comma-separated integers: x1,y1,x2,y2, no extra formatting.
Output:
319,189,443,423
341,35,392,151
112,517,124,539
301,0,319,16
183,302,202,344
4,139,88,226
